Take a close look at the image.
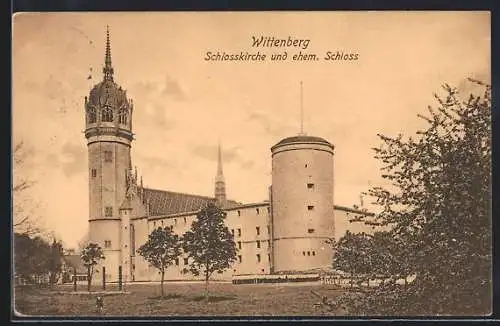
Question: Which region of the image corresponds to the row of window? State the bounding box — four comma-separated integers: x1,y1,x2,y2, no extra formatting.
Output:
235,207,270,216
152,217,188,228
236,240,270,250
105,238,273,252
87,107,128,124
231,225,270,237
302,251,316,256
237,253,270,263
156,253,272,267
233,205,315,217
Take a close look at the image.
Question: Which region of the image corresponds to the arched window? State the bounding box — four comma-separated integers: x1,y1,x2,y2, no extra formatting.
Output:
102,105,113,122
87,107,97,123
118,108,128,125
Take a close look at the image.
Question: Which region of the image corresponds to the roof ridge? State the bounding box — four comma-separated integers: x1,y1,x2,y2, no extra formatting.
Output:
143,187,215,200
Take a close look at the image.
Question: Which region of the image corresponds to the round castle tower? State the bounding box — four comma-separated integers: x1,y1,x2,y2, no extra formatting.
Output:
270,135,335,273
84,27,134,282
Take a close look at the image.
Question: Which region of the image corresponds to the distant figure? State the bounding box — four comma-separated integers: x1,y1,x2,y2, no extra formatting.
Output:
96,296,104,313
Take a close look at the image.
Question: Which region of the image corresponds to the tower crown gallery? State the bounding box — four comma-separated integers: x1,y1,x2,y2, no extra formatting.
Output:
84,27,374,282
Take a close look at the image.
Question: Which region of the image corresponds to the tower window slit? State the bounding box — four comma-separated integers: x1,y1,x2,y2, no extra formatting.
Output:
105,206,113,217
91,169,97,178
104,150,112,162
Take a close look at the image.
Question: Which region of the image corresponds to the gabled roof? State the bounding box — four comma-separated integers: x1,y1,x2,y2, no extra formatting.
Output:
142,188,242,217
62,254,87,274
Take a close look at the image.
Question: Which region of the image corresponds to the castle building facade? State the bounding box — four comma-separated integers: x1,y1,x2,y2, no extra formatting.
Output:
84,29,373,283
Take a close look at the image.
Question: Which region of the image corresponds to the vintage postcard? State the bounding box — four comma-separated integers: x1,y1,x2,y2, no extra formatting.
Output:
12,11,491,318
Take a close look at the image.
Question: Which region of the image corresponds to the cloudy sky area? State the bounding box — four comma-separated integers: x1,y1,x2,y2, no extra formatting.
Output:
12,12,490,248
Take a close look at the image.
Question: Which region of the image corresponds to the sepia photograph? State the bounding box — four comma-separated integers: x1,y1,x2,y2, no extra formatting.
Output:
12,11,491,318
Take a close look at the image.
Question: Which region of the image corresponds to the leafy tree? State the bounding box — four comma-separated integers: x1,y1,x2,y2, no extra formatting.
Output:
15,233,45,283
137,226,181,297
48,239,64,284
14,233,62,285
331,231,373,286
370,231,411,284
182,202,237,299
80,243,105,292
331,231,412,289
332,79,491,315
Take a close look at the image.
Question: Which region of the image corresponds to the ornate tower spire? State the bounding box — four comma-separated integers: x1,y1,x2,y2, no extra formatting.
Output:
214,141,227,205
103,25,114,81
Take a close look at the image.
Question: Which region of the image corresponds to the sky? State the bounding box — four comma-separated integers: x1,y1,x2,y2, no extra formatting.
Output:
12,12,490,249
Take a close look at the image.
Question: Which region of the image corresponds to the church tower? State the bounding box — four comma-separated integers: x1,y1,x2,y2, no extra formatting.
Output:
214,142,226,205
84,26,134,282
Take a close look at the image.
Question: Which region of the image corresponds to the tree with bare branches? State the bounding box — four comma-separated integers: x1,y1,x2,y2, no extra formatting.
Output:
13,141,40,236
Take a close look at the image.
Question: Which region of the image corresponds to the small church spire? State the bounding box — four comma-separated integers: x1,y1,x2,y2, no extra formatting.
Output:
216,142,224,180
103,25,114,81
214,141,226,205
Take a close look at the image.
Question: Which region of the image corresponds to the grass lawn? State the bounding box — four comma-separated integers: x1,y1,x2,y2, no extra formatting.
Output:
14,282,346,317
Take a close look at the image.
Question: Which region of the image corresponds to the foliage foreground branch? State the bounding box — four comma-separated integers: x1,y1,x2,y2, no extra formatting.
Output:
331,79,491,316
